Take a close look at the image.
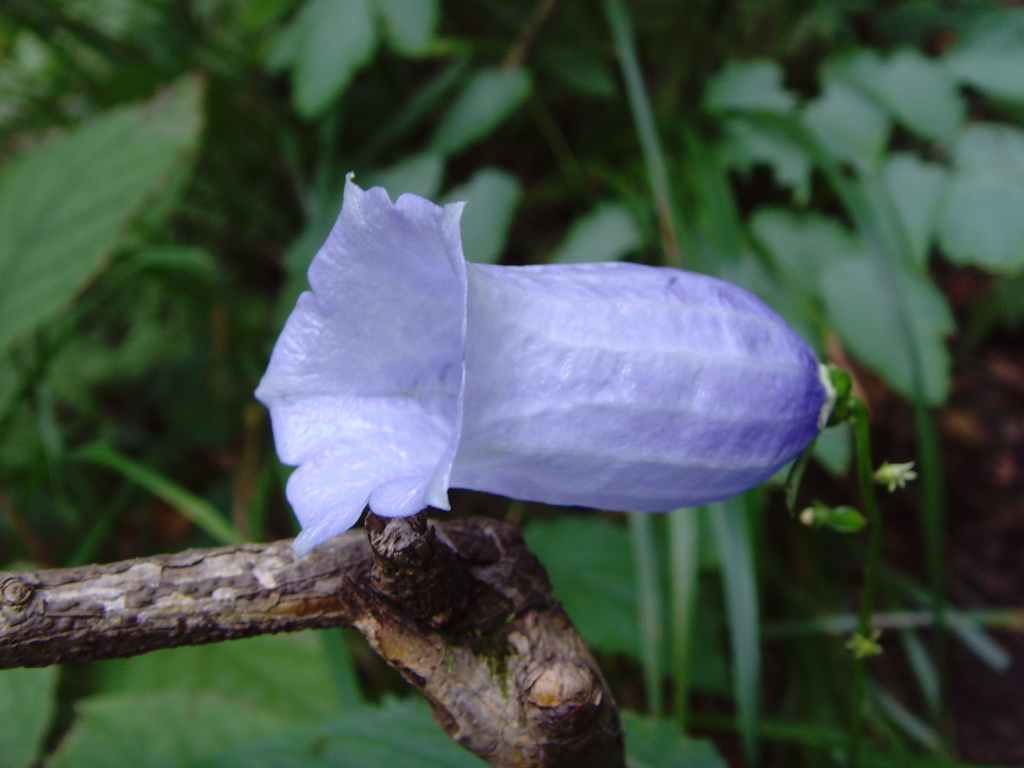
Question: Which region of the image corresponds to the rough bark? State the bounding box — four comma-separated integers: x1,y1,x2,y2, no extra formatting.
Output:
0,513,624,768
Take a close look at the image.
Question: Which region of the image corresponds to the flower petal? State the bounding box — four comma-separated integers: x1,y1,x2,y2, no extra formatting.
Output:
256,178,468,551
259,180,828,554
451,261,823,510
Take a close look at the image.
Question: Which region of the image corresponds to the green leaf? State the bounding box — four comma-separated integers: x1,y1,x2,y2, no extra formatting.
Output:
819,258,954,404
0,667,59,768
74,442,239,545
881,153,948,267
630,512,666,714
704,60,796,114
523,516,640,658
622,712,727,768
281,0,378,118
202,696,488,768
46,691,283,768
539,44,617,98
802,77,890,168
750,209,861,295
943,11,1024,103
363,153,445,200
938,123,1024,271
375,0,438,55
430,67,532,155
274,180,349,329
718,119,811,199
524,516,729,693
0,76,203,356
549,202,642,264
952,121,1024,174
92,632,342,722
876,50,964,143
443,168,521,264
124,245,218,279
829,48,963,144
709,501,760,766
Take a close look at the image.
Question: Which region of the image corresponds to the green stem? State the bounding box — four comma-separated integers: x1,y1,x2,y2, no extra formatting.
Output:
848,399,884,767
75,442,240,546
711,500,761,767
600,0,680,266
629,513,665,715
668,507,700,731
913,401,946,722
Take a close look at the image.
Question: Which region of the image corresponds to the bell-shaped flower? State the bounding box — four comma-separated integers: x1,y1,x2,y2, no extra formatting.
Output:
256,178,831,554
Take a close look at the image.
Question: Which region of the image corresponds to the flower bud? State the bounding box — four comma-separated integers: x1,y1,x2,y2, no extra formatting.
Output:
873,461,917,493
256,178,830,554
799,501,866,533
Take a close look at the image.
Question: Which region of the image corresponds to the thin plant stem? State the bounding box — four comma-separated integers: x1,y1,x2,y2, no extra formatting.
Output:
913,401,946,721
848,398,885,767
711,500,761,767
75,442,240,546
668,507,700,731
600,0,680,266
629,512,665,716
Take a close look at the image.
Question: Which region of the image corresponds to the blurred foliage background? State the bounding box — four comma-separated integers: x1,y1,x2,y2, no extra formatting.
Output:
2,0,1024,766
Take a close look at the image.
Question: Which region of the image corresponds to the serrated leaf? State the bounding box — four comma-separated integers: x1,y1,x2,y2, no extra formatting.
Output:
943,11,1024,103
550,202,642,264
46,691,283,768
442,168,521,264
802,77,891,167
623,713,727,768
952,122,1024,173
938,123,1024,271
286,0,378,118
829,48,963,144
877,50,964,143
882,153,948,266
92,632,341,722
202,697,488,768
750,209,862,295
823,47,885,89
719,118,811,199
0,76,203,356
375,0,438,55
363,153,445,200
0,667,59,768
430,67,531,155
704,60,796,114
820,258,954,404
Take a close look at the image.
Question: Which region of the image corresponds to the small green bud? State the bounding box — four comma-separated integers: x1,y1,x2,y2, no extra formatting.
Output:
873,461,917,493
799,501,866,533
846,629,883,659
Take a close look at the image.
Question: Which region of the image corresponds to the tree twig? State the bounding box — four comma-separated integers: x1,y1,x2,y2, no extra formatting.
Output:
0,513,624,768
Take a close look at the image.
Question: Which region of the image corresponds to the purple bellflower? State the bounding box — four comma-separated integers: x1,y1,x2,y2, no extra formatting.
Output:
257,178,833,555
